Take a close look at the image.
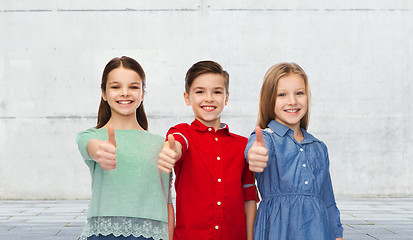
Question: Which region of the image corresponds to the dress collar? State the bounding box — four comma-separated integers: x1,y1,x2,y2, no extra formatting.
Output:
267,120,318,144
267,120,290,137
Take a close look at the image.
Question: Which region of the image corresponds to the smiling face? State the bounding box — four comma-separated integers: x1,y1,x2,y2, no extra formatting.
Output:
184,73,229,130
102,67,144,120
274,73,308,132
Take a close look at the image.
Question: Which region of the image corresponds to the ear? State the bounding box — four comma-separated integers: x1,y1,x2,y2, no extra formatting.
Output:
224,92,229,105
102,89,107,101
184,92,191,106
141,90,145,102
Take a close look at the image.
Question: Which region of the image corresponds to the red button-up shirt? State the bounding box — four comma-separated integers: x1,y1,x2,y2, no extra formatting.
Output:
168,119,259,240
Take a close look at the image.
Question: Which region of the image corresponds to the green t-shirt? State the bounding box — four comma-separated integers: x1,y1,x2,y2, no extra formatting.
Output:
77,128,170,223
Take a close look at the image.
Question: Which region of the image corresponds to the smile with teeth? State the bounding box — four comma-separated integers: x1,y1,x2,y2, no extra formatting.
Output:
117,100,133,104
202,106,216,111
285,109,299,113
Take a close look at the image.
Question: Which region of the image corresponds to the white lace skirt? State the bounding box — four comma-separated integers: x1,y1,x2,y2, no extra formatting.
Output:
80,216,168,240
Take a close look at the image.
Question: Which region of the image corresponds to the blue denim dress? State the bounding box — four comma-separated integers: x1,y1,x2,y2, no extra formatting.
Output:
245,120,343,240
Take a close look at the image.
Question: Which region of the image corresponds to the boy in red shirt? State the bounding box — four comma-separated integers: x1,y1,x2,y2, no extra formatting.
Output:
158,60,259,240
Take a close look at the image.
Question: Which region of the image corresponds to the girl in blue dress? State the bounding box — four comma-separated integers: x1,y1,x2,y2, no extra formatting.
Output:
245,63,343,240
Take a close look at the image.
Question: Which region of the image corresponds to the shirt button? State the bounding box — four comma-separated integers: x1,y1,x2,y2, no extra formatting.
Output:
217,201,221,206
208,128,212,131
217,156,221,160
302,164,306,168
305,181,309,185
215,225,219,230
300,148,304,152
218,178,222,182
215,137,218,141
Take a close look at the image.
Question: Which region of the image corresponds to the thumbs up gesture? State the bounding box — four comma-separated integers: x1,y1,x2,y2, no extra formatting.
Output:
247,126,269,172
158,134,182,173
96,126,117,170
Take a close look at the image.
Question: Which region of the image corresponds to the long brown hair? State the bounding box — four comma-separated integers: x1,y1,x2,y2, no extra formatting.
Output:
96,56,148,130
257,62,311,130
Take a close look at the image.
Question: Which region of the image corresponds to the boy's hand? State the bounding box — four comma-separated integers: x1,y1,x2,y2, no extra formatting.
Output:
247,126,268,172
96,126,117,170
158,134,182,173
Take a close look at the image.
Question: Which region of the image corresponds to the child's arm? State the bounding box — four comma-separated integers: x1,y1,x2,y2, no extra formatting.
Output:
247,127,269,172
322,171,344,239
168,203,175,239
158,134,183,173
244,200,257,240
321,148,344,239
87,126,117,170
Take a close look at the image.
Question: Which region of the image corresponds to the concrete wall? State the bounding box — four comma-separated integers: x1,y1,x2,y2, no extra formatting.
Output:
1,1,412,199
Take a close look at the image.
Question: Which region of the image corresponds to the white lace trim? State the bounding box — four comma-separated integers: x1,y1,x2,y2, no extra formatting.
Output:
80,216,168,240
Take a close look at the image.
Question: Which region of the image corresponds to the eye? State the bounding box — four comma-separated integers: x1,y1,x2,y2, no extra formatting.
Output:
195,90,203,94
297,91,305,95
214,90,223,94
131,86,140,89
110,85,120,89
277,93,286,97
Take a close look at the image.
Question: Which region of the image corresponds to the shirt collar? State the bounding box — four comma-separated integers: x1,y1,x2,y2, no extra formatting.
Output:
267,120,290,137
301,129,319,144
267,120,319,144
190,119,230,134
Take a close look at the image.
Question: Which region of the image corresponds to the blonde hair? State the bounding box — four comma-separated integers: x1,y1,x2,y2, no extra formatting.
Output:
257,62,311,130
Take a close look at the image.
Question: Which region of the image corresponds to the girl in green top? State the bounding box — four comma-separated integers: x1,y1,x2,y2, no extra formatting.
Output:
77,56,173,240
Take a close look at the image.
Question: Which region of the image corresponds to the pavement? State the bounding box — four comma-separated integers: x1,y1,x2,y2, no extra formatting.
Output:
0,198,412,240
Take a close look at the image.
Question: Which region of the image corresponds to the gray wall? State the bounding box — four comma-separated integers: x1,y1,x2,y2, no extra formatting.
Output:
1,1,412,199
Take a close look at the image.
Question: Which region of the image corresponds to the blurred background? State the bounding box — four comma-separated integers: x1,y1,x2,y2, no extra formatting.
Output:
0,1,412,199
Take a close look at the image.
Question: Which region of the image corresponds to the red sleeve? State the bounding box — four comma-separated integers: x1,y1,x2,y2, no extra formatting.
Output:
166,124,189,160
242,160,260,203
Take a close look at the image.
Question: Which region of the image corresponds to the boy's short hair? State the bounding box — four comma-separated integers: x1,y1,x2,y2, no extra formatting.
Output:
185,60,229,93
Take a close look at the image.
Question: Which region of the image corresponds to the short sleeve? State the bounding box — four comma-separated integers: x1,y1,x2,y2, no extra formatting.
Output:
242,162,260,202
76,128,98,162
166,125,189,160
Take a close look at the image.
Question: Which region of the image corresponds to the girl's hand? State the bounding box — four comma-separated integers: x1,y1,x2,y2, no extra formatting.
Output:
247,126,269,172
158,134,182,173
96,126,117,170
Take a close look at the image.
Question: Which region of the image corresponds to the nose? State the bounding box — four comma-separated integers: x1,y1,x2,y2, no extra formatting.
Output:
288,95,297,105
121,87,130,97
205,92,213,102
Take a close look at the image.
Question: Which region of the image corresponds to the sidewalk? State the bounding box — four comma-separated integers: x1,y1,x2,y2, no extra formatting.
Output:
0,198,412,240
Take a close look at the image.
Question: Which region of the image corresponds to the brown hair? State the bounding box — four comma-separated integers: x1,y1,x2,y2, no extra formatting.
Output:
96,56,148,130
185,60,229,93
257,62,311,130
